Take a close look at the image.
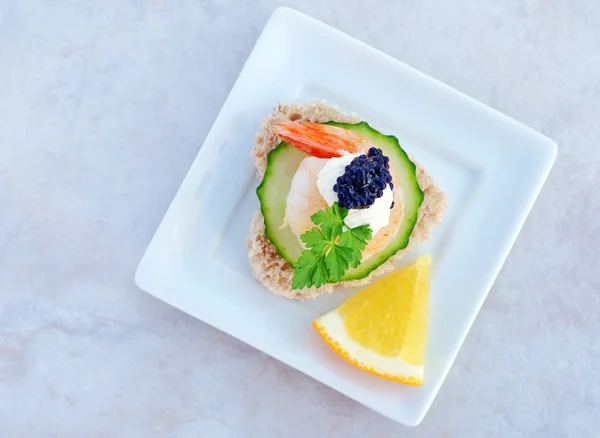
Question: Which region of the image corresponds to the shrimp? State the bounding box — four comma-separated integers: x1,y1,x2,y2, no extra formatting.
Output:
284,157,329,239
274,121,371,158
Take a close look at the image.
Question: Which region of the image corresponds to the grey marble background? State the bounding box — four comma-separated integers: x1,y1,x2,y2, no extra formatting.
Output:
1,1,599,437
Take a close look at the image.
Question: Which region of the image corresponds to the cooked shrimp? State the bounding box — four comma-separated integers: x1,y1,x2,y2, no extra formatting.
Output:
284,157,329,239
274,121,371,158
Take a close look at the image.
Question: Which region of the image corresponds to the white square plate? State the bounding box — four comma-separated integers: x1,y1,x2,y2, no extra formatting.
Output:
135,7,556,426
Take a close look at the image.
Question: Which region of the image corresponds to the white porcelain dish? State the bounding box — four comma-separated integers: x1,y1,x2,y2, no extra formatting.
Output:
135,7,557,426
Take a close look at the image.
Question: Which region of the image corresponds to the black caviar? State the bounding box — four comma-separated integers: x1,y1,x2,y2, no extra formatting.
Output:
333,147,395,210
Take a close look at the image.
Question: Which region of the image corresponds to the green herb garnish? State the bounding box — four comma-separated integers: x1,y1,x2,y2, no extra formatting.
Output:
291,203,373,290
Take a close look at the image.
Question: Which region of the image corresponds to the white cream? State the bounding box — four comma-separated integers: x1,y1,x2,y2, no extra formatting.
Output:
316,153,357,205
316,153,393,236
344,187,393,234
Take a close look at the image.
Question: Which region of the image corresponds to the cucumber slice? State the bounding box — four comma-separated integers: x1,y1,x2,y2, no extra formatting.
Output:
256,143,308,265
256,122,424,281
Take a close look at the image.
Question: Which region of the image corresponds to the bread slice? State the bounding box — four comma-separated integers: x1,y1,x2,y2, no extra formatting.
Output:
246,100,447,299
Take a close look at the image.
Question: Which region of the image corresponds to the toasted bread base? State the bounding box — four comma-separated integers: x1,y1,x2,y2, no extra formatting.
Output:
246,100,447,299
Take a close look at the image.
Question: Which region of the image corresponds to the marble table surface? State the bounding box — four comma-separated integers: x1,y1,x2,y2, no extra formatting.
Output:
1,1,599,436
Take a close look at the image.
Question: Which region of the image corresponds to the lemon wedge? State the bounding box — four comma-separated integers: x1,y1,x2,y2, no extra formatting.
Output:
313,255,431,385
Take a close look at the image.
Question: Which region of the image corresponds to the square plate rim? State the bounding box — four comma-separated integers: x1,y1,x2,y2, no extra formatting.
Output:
135,6,558,427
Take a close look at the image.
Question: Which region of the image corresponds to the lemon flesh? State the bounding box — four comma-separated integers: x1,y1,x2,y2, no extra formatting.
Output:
313,255,431,384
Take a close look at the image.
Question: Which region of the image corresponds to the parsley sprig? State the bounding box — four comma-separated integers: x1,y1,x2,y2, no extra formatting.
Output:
291,203,373,290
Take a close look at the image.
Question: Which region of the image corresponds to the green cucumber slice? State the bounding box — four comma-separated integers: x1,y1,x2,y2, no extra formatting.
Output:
256,143,308,265
256,122,424,281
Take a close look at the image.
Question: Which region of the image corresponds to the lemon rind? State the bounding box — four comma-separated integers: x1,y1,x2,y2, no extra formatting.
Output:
314,312,424,386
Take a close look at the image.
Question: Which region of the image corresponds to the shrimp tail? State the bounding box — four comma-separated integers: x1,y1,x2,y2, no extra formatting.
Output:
273,121,368,159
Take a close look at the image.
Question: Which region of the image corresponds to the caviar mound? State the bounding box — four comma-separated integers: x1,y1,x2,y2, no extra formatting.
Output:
334,148,394,210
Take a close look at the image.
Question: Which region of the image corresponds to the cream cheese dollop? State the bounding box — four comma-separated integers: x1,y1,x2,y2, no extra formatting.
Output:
316,153,392,236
